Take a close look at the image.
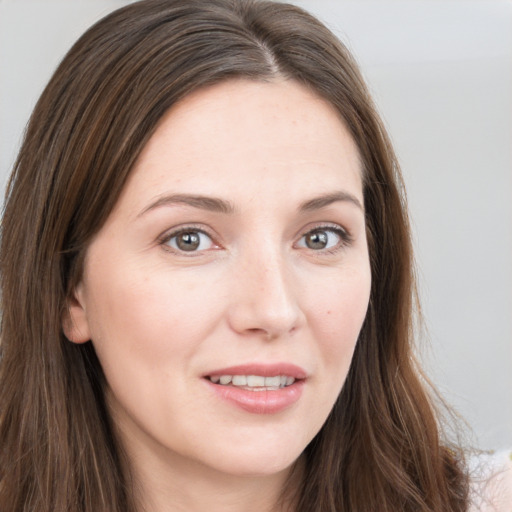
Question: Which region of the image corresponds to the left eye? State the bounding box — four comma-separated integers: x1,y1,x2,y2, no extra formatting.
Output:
297,228,344,251
165,230,214,252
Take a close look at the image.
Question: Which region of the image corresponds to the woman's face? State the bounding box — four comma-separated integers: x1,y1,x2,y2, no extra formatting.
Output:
65,79,371,479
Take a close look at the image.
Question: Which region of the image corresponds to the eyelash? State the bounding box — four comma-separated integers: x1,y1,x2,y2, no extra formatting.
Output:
296,224,354,255
158,224,217,256
158,224,353,256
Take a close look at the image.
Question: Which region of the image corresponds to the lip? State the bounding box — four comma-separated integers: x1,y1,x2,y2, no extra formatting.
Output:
203,363,307,415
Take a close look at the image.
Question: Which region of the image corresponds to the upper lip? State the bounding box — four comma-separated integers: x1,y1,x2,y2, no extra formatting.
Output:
204,363,308,379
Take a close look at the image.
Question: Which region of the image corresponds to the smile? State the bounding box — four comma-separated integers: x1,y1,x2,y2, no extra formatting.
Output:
208,375,296,390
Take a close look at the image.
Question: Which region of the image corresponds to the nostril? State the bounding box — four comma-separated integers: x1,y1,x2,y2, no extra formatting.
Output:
246,327,274,340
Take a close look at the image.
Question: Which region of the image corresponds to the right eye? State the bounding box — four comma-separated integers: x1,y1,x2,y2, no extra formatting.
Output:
163,229,216,253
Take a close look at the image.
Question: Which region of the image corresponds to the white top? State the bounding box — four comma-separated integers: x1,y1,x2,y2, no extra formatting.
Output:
469,449,512,511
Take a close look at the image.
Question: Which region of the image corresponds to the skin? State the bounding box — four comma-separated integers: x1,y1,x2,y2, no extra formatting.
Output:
65,79,372,512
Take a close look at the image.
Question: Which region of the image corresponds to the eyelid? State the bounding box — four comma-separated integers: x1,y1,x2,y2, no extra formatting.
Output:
295,223,354,253
158,224,221,254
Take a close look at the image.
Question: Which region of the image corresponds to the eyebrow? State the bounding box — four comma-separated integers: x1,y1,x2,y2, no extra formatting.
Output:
138,194,236,217
299,191,364,212
138,190,363,218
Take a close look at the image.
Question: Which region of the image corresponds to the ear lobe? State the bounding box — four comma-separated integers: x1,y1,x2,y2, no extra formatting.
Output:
62,285,91,344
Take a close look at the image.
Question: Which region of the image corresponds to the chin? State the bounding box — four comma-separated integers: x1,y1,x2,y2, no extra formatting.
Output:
214,454,301,479
193,439,305,479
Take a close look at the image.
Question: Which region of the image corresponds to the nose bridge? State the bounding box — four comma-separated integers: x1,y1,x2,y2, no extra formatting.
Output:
227,236,302,338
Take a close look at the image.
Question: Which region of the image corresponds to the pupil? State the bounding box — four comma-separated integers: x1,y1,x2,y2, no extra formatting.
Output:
177,232,200,251
306,231,327,250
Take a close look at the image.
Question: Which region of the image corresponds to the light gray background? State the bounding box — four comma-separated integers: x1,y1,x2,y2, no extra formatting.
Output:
1,0,511,449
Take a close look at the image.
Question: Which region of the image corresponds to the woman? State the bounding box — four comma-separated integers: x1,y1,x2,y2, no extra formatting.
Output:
0,0,498,510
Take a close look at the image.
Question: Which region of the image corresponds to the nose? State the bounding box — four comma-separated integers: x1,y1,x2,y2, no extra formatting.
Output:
226,248,304,340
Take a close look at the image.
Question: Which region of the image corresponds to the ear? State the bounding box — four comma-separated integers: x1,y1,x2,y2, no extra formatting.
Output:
62,284,91,344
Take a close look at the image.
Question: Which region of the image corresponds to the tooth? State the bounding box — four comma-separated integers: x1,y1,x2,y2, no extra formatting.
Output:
247,375,265,387
215,374,296,388
232,375,247,386
219,375,232,385
265,376,281,387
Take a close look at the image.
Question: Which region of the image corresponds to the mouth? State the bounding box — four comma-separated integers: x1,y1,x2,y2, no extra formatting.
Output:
203,363,307,408
204,366,306,414
206,374,297,391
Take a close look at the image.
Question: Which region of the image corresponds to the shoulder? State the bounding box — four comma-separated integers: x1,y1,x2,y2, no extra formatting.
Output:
468,449,512,512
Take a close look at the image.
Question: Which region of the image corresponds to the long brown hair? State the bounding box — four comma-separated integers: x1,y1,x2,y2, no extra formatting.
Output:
0,1,468,510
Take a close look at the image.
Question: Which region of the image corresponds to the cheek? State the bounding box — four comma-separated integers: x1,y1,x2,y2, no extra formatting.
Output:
305,264,371,374
81,267,227,432
293,263,370,427
83,264,224,371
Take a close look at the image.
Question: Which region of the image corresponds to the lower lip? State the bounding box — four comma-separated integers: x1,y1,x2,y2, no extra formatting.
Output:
205,379,305,414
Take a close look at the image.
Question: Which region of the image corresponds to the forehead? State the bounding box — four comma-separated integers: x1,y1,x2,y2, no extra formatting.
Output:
121,79,363,213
